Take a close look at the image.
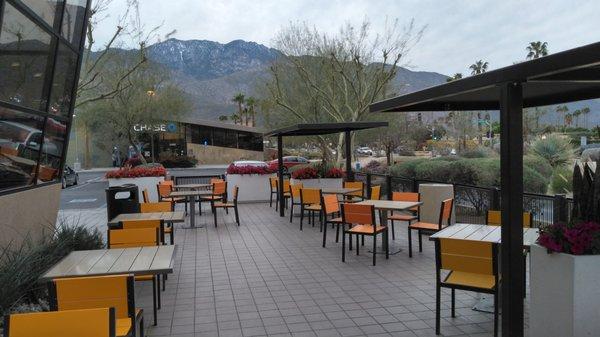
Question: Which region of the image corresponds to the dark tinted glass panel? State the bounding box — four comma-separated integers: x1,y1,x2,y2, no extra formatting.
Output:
0,107,44,190
20,0,64,29
0,3,55,111
38,117,66,182
238,131,263,151
61,0,86,46
213,128,237,148
192,126,212,145
49,42,77,116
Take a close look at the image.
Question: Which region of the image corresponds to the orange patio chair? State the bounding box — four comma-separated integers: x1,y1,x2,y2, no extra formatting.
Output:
343,181,364,202
388,192,421,240
341,203,389,266
320,192,343,247
200,180,226,213
288,183,303,223
299,188,321,230
4,308,117,337
407,198,453,258
212,185,240,226
140,202,174,244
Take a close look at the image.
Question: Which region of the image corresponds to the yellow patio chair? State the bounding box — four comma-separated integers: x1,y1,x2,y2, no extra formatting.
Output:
299,188,321,230
486,210,532,228
288,183,303,223
49,275,143,337
341,203,389,266
140,202,174,244
407,198,453,258
200,181,226,214
320,192,343,247
142,188,150,203
435,238,499,337
370,185,381,200
4,308,116,337
274,179,291,212
343,181,364,202
268,177,278,207
107,227,161,326
212,185,240,227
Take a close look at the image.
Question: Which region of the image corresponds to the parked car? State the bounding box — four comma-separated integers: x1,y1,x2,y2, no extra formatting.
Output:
232,160,268,168
355,146,373,156
267,156,309,172
62,165,78,188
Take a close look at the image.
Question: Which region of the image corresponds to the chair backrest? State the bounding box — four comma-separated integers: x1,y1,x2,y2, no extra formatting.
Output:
282,179,290,193
51,275,134,320
231,186,239,203
392,192,420,211
300,188,321,205
4,308,116,337
157,184,172,198
321,193,340,215
438,198,454,229
142,189,150,203
269,177,277,190
212,181,226,195
120,219,161,230
344,181,364,197
161,180,174,186
210,178,224,184
140,201,172,213
341,203,376,227
370,186,381,200
107,228,159,248
437,238,496,277
486,210,532,228
290,183,303,200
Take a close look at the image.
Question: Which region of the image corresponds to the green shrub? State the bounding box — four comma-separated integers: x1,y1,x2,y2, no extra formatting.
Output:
414,160,452,182
523,166,549,194
530,134,575,168
388,158,428,178
524,155,553,178
460,147,493,158
446,160,481,185
0,221,104,318
551,166,573,194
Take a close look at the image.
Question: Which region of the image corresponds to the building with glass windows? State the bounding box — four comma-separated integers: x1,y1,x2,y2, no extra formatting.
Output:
0,0,91,245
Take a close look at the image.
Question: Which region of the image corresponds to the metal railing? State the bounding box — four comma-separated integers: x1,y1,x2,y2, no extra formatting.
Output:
173,174,225,185
355,171,572,227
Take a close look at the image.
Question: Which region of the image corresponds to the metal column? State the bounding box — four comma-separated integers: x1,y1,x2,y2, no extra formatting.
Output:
345,130,353,181
499,82,524,337
277,135,285,217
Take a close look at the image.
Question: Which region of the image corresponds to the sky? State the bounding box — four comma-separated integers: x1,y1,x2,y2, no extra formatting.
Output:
93,0,600,76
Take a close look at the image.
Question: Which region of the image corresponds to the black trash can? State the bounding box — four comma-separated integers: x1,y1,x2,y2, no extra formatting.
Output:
106,184,140,221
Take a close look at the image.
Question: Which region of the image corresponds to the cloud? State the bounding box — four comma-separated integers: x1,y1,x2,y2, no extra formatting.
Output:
93,0,600,75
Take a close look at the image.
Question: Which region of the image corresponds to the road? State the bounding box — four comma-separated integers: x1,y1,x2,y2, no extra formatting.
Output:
60,167,226,210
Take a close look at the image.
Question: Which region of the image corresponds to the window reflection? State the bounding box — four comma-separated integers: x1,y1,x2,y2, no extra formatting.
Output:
20,0,64,29
38,117,66,182
0,107,43,190
61,0,87,46
49,42,77,116
0,3,54,111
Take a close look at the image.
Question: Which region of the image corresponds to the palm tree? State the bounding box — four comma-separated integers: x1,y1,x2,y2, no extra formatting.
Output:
231,113,241,125
581,107,591,129
564,113,573,128
446,73,463,82
218,115,229,122
555,105,569,128
526,41,549,60
232,93,246,125
572,109,582,128
469,60,488,75
245,96,257,127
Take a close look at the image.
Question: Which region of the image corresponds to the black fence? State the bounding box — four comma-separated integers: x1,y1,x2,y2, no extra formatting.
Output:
173,174,225,185
355,172,573,227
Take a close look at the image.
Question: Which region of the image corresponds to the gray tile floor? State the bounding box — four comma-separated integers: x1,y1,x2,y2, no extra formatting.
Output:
83,203,524,337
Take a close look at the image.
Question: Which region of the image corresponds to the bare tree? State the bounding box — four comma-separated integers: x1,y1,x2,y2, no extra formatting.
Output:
265,19,424,164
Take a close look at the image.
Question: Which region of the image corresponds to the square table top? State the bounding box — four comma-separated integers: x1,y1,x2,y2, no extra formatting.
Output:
40,246,176,281
169,190,213,197
355,200,423,211
429,223,539,247
109,211,185,225
321,187,361,195
174,183,212,189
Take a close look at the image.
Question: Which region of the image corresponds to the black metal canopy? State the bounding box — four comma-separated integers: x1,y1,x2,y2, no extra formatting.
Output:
370,41,600,113
369,41,600,337
265,121,389,137
266,121,388,217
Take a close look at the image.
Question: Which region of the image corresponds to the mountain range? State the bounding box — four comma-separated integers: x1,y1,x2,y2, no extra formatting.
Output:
131,38,599,126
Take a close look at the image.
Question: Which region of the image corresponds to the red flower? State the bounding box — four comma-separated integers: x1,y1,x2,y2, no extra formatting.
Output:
106,166,167,179
226,164,275,175
538,221,600,255
291,167,319,179
324,168,345,178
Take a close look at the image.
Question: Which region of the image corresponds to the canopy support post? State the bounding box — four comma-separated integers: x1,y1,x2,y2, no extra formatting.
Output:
277,135,285,217
345,130,353,181
500,82,524,337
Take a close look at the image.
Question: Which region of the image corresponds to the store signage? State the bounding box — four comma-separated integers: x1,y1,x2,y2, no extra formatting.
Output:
133,122,177,133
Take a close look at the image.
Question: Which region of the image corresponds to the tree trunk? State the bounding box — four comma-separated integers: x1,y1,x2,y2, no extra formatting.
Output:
84,122,91,169
336,133,345,164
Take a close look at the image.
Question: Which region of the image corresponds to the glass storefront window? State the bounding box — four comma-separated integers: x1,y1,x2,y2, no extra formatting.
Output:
49,42,77,116
213,128,237,148
20,0,64,29
238,131,264,151
0,2,55,111
37,117,66,182
61,0,86,46
0,107,44,191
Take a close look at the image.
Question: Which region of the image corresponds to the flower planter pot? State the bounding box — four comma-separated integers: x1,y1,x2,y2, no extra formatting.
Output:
108,176,165,202
290,178,343,189
226,174,275,203
530,244,600,337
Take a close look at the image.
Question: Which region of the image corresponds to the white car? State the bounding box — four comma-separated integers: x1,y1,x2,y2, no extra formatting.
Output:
355,147,373,156
232,160,268,168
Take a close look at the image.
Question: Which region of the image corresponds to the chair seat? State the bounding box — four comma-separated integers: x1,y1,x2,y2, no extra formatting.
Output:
327,216,343,223
408,221,442,231
305,204,321,211
347,224,387,234
135,275,154,281
116,318,132,337
444,271,496,290
164,227,172,233
162,197,185,202
214,202,235,208
389,213,418,221
283,192,291,197
201,195,223,200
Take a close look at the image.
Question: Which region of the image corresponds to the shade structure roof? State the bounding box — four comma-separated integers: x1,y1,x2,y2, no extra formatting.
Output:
265,121,388,137
370,42,600,113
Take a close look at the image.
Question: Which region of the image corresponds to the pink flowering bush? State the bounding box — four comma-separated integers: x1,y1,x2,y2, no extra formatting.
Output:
106,166,167,178
291,167,319,179
538,221,600,255
226,164,274,175
324,167,345,178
